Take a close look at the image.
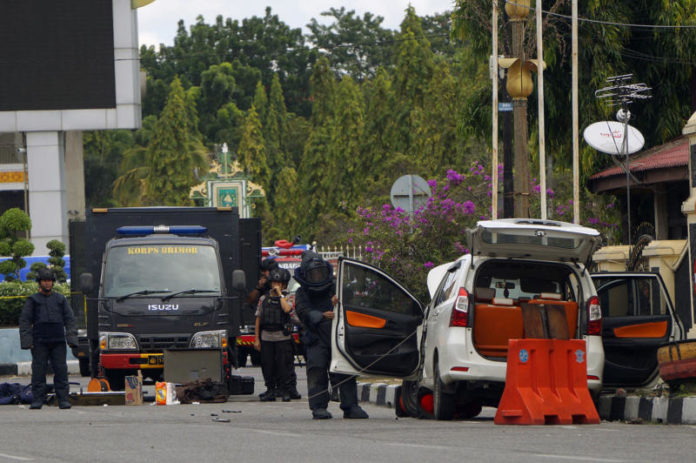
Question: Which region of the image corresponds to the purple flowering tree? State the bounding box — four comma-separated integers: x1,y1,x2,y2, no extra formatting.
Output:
346,165,491,301
345,163,622,302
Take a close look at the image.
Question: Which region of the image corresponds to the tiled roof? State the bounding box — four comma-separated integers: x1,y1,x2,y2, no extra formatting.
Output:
589,136,688,180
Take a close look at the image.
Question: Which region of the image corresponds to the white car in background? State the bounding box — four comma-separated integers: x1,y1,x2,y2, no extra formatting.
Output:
330,219,606,420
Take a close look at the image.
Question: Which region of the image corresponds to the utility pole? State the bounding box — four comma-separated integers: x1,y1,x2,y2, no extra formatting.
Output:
491,0,499,219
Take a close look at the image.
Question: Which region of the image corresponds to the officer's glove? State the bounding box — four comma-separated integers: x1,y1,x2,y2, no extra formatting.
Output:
307,310,324,327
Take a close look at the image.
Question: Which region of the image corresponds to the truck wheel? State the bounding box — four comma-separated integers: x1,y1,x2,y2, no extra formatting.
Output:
250,351,261,366
433,362,455,420
79,358,90,377
104,370,125,391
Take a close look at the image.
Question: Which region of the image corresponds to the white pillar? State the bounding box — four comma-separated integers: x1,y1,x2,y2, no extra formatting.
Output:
26,131,68,255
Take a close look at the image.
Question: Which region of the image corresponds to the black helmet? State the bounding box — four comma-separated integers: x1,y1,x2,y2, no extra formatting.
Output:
36,268,56,282
268,268,291,284
260,258,279,272
301,252,330,284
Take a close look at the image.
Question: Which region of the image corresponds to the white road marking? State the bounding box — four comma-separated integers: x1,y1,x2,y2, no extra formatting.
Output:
534,454,624,462
0,453,33,461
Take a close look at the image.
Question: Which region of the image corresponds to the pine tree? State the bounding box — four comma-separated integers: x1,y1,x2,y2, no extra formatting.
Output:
412,57,461,176
297,58,337,238
326,76,364,208
238,104,271,192
143,77,208,205
362,67,396,190
269,166,300,240
392,6,436,157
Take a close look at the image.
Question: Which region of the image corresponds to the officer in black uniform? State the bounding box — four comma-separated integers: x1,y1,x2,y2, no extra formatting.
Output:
294,251,368,420
19,268,77,409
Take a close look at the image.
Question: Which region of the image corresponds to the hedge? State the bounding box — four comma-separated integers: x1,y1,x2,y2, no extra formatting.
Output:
0,281,72,327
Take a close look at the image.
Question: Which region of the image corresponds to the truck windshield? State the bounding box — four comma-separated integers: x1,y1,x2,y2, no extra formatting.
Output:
103,244,222,298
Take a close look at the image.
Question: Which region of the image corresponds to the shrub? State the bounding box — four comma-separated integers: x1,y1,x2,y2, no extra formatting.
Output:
0,281,71,327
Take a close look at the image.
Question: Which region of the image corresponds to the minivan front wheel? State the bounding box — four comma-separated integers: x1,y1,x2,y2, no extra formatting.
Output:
433,361,455,420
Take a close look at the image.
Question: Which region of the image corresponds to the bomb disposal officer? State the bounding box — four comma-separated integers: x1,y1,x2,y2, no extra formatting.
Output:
294,251,368,420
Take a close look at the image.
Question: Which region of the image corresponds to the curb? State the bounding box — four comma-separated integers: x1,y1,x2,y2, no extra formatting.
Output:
357,382,399,408
598,394,696,424
0,360,79,377
356,383,696,425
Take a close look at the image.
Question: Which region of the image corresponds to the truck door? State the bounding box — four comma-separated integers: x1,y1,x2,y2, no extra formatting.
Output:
331,258,423,377
592,272,685,388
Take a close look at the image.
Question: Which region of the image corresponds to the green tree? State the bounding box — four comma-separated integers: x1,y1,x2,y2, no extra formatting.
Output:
307,7,396,80
392,6,436,157
113,77,208,205
198,62,238,141
326,76,364,208
297,57,337,238
412,56,462,175
238,104,271,191
83,130,136,208
0,208,34,282
267,167,300,240
27,240,67,283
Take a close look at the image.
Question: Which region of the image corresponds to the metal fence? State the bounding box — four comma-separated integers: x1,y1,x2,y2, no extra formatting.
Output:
316,245,364,262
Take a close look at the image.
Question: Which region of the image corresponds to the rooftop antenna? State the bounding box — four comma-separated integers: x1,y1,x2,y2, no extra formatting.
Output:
592,74,651,246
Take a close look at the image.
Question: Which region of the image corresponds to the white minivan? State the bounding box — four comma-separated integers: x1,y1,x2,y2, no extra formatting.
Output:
330,218,606,420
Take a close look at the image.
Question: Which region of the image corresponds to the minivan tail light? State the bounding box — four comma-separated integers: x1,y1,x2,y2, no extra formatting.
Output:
450,288,469,327
586,296,602,335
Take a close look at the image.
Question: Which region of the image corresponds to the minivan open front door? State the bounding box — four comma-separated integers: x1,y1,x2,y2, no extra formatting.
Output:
330,258,423,378
591,272,685,388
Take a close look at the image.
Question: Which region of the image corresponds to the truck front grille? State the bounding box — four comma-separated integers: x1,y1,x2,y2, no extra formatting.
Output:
139,336,189,351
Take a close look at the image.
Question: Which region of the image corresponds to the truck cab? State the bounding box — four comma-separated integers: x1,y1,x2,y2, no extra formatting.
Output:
91,226,233,388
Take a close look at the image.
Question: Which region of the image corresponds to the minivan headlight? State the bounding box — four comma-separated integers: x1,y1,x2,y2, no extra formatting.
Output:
190,330,227,349
99,332,138,350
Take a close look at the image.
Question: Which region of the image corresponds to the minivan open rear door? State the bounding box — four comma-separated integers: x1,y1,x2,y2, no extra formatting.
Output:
591,272,685,388
330,258,423,378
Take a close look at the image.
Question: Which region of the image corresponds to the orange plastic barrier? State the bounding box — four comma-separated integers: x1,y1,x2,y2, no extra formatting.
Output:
494,339,600,425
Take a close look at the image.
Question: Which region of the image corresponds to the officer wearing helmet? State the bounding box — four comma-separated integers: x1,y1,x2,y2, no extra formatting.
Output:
247,257,302,399
19,268,77,409
254,267,295,401
294,251,368,419
246,257,279,305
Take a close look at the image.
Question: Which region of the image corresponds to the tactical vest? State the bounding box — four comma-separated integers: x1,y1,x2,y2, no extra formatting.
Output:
260,296,289,331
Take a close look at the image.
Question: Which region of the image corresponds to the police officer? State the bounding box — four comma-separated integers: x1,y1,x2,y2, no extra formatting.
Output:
294,251,368,419
19,268,77,409
246,257,279,305
247,257,302,399
254,268,294,401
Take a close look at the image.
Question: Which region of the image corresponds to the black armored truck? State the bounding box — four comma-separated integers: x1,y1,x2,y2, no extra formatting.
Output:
71,207,260,393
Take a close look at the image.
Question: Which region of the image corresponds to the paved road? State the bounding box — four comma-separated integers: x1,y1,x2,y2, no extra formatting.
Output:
3,368,696,462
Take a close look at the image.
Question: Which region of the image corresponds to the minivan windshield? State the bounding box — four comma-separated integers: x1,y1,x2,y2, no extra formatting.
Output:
103,244,222,298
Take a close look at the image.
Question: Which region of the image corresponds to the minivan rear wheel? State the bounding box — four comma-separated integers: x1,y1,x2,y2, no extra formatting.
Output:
433,361,455,420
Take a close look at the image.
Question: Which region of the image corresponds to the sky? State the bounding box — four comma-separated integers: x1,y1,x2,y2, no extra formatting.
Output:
136,0,456,48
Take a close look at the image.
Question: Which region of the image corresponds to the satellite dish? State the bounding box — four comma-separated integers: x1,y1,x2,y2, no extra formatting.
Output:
583,121,644,155
390,175,431,213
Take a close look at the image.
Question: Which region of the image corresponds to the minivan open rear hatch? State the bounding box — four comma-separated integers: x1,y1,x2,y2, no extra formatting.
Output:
467,219,601,264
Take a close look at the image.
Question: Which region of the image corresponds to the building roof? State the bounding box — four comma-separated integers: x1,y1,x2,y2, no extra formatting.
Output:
588,136,689,193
